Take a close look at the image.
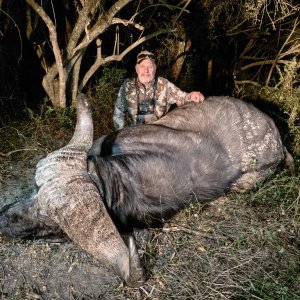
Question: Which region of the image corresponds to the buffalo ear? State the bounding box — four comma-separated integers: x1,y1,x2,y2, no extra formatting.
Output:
0,194,61,239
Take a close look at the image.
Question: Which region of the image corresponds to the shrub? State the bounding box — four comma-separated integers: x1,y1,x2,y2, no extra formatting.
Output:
89,66,127,136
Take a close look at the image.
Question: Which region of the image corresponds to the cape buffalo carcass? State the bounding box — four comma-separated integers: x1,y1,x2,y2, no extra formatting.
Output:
0,94,293,287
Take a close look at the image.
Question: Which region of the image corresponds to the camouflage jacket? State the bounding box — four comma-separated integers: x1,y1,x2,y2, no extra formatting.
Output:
113,76,192,130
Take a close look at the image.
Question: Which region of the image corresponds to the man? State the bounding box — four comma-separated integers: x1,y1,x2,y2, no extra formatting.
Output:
113,50,205,130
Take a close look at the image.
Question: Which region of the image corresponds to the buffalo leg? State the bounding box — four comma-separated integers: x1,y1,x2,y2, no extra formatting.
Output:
123,233,146,287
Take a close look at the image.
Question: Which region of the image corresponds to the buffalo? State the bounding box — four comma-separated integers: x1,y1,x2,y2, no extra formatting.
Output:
0,94,293,287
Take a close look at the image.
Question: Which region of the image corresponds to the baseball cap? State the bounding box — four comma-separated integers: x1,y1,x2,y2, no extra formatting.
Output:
136,50,156,64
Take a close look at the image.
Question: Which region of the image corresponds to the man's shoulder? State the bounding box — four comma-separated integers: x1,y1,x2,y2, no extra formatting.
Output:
119,78,136,91
157,76,169,83
123,77,135,85
156,77,172,87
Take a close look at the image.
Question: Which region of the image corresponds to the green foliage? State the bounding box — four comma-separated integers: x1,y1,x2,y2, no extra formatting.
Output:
89,66,127,136
229,165,299,222
235,271,300,300
0,103,76,161
27,103,77,130
24,103,76,152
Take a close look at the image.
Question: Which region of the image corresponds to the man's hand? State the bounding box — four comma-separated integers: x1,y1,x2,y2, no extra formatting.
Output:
189,91,205,103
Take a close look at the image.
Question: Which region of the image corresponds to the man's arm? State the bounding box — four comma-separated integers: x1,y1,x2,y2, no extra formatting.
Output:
113,83,127,130
164,78,204,106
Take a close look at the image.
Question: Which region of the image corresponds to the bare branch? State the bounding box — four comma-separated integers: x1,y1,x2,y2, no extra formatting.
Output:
278,44,300,58
72,0,132,56
235,80,262,87
172,0,191,25
73,0,187,56
130,2,190,23
111,17,144,30
66,0,101,56
240,60,291,71
163,223,221,239
226,8,299,37
266,17,299,86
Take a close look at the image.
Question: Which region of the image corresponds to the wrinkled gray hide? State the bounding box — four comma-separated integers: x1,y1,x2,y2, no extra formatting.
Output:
87,96,293,228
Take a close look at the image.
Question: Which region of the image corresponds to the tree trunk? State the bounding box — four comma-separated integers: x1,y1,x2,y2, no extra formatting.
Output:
170,22,191,82
170,39,192,82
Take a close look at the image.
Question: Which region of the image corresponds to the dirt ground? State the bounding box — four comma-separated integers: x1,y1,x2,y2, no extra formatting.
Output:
0,158,299,300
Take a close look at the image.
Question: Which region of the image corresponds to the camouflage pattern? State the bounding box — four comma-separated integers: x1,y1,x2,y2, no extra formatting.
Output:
113,77,192,129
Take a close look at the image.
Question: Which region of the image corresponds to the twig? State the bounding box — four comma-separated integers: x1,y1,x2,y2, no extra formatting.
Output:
0,8,22,64
235,80,262,87
240,59,290,71
139,285,156,298
0,148,38,157
163,223,219,239
266,17,299,86
287,188,300,217
111,17,144,30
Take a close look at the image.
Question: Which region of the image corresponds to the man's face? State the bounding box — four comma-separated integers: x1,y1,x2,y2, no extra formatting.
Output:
135,59,156,85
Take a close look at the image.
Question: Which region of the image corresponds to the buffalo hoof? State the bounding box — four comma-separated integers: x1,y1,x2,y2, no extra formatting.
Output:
125,234,146,287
